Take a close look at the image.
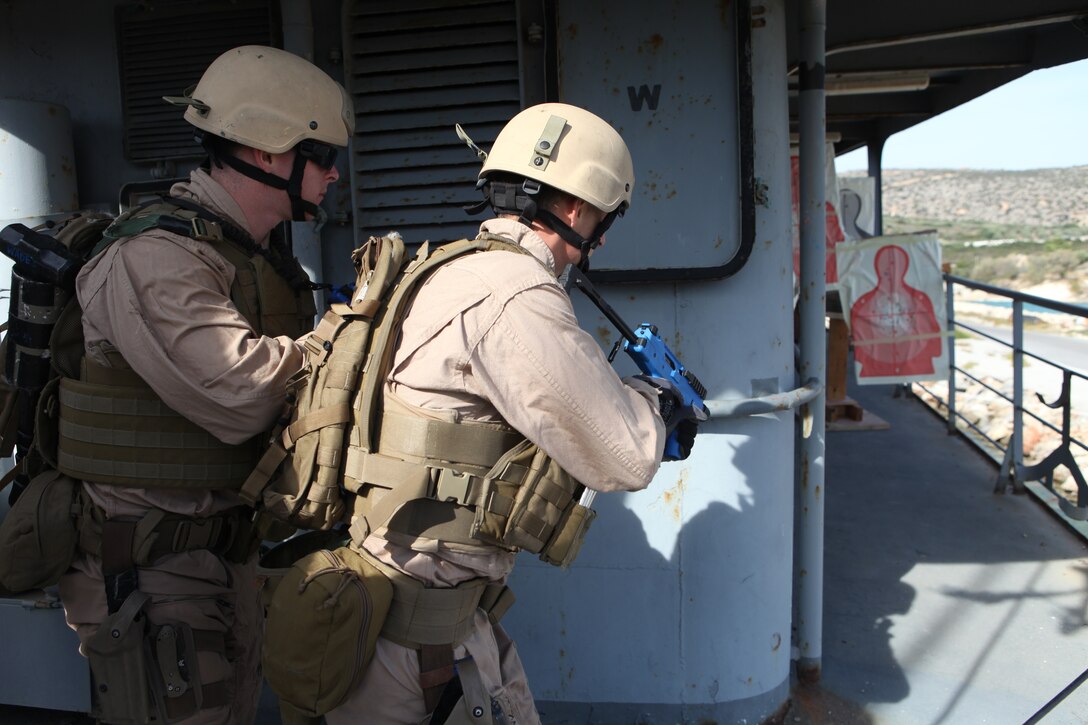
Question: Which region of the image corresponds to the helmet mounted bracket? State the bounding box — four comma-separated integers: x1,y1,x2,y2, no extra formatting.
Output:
529,114,567,172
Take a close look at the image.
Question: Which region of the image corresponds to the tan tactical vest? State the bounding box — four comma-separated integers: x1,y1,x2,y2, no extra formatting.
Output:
245,233,597,568
48,202,316,491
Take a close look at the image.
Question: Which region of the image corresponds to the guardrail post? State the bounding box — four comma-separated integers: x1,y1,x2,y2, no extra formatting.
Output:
946,276,956,434
1012,299,1025,489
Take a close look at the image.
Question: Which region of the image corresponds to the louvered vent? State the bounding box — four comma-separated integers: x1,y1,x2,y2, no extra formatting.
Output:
344,0,523,246
116,1,279,163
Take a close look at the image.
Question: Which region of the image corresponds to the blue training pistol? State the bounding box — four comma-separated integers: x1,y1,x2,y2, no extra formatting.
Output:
566,266,709,461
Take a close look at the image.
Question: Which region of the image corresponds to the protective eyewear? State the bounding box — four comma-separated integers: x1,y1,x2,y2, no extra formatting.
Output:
297,139,339,170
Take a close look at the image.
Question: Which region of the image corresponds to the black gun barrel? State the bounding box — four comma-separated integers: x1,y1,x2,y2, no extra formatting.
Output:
565,266,639,344
0,223,82,291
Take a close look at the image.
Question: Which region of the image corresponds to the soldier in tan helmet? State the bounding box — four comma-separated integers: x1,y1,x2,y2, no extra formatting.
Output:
55,46,352,724
325,104,701,723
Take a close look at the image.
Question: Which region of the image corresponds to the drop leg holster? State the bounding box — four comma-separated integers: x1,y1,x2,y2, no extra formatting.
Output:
86,506,259,723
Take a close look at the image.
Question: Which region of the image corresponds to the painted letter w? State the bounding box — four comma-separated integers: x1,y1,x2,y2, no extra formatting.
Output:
627,84,661,111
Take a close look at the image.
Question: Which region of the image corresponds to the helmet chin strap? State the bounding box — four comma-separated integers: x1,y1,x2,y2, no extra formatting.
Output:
473,177,623,271
206,140,321,222
534,209,599,271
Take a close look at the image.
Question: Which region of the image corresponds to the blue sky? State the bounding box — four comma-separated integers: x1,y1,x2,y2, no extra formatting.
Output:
836,58,1088,172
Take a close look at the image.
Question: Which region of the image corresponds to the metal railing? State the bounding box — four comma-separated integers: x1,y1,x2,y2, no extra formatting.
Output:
915,274,1088,524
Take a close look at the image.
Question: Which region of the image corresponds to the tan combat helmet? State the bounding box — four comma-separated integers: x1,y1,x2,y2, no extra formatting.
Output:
472,103,634,269
169,45,353,153
481,102,633,214
165,45,354,221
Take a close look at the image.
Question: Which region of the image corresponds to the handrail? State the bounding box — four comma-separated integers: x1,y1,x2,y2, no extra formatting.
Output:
706,378,822,419
921,273,1088,525
946,274,1088,317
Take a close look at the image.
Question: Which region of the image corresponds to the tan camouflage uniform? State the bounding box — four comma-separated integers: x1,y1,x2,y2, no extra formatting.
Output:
58,169,305,725
326,217,665,724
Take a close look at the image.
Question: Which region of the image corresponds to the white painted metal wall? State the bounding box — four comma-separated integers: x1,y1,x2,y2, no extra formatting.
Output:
504,0,797,720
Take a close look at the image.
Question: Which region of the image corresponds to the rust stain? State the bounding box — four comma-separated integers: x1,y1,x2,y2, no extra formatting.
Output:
645,33,665,53
596,325,612,344
566,23,578,40
658,468,688,522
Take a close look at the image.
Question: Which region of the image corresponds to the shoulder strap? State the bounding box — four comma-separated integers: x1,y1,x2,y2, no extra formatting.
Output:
94,199,250,257
354,236,531,455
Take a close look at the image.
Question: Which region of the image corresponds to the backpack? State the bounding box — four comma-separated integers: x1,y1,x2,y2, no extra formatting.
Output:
0,212,116,490
238,233,528,530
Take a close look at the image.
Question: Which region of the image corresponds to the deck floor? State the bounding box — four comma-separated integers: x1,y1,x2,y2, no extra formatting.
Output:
793,381,1088,725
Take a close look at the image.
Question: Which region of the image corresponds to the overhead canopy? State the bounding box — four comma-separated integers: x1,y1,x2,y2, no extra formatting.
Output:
785,1,1088,159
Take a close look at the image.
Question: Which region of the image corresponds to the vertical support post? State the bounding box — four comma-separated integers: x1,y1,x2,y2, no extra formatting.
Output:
1012,300,1024,488
946,278,957,434
866,136,885,236
796,0,826,685
282,0,327,321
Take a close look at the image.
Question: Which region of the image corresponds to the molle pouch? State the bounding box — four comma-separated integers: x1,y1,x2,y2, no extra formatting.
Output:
0,468,81,592
471,440,587,564
256,528,351,612
86,591,156,724
539,500,596,568
264,545,393,719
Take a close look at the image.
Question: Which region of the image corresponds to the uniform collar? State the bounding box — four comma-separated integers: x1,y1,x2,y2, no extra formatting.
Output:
168,169,259,245
478,218,560,277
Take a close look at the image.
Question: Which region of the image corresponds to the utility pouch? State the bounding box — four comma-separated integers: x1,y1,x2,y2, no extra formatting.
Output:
256,528,350,612
264,545,393,719
471,441,590,566
0,468,82,592
539,501,596,568
86,590,156,724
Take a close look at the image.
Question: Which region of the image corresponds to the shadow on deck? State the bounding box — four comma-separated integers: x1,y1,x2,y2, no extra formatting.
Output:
790,381,1088,725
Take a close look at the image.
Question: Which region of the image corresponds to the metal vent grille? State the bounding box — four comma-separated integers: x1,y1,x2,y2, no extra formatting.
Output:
116,1,279,163
344,0,523,246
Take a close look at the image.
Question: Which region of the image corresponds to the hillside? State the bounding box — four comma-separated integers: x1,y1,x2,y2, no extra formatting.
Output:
840,167,1088,297
863,166,1088,228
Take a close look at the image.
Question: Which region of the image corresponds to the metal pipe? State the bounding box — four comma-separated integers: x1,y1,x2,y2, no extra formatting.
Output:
866,137,885,236
705,379,822,419
281,0,326,319
946,274,1088,317
1012,300,1025,485
946,277,957,434
796,0,827,684
826,11,1086,58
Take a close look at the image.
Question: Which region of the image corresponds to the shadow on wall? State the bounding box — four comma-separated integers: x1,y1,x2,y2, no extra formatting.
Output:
505,418,800,722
